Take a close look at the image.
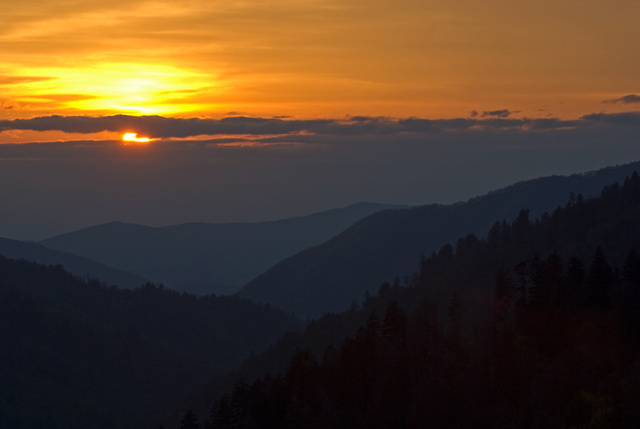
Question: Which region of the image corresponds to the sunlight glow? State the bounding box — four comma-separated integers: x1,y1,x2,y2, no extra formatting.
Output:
1,1,638,121
122,132,151,144
3,63,217,116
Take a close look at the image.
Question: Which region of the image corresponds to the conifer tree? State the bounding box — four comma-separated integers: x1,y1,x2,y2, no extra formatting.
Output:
180,410,200,429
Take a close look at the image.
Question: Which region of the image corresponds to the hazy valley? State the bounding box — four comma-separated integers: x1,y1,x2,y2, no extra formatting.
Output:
2,162,640,427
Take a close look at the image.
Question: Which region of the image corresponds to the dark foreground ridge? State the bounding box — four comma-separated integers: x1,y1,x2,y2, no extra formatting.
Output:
187,172,640,428
0,259,302,429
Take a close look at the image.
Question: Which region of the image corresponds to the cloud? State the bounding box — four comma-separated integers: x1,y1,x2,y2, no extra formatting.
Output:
39,94,100,102
580,112,640,128
0,76,52,85
2,112,640,143
481,109,513,118
2,101,20,110
602,94,640,104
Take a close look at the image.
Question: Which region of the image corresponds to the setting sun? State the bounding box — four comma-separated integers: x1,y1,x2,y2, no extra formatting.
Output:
122,132,151,144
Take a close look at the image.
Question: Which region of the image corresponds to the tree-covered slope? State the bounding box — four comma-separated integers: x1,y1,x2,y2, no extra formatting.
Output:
183,172,640,429
238,161,640,318
0,258,302,429
0,236,147,288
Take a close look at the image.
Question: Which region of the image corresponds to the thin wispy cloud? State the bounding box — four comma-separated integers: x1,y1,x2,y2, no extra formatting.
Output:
602,94,640,105
481,109,513,118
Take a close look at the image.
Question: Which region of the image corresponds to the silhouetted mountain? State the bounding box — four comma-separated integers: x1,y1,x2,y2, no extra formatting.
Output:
0,257,302,429
0,236,147,288
183,171,640,429
40,203,404,295
238,161,640,318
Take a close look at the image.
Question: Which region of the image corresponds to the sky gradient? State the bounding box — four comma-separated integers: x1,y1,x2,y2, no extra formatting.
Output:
2,0,639,123
1,1,639,239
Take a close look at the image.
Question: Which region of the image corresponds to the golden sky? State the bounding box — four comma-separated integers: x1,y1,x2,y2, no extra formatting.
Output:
2,1,640,238
2,0,639,124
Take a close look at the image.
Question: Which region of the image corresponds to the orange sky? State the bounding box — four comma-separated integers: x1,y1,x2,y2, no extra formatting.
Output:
2,1,640,239
1,1,639,133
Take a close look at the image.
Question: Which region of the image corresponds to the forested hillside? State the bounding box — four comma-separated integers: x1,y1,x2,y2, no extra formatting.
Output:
238,161,640,318
0,236,147,288
0,259,302,429
182,172,640,428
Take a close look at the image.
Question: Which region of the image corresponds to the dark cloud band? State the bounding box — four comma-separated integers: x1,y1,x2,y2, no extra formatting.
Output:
1,112,639,139
481,109,513,118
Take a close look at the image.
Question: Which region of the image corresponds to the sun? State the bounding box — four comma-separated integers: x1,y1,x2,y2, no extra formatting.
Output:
122,132,151,144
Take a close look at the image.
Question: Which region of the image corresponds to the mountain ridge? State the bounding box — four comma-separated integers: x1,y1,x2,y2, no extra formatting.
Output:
174,167,640,429
39,202,406,295
237,161,640,318
0,236,147,288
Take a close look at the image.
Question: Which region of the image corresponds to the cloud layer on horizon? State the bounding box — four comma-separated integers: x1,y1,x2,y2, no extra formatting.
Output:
2,110,640,241
2,112,640,141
